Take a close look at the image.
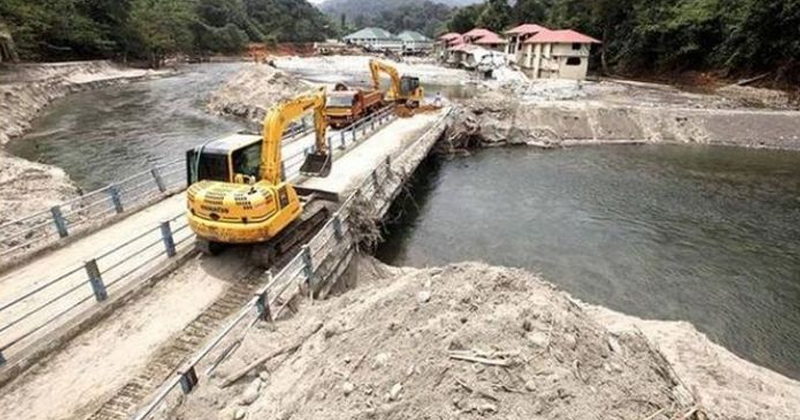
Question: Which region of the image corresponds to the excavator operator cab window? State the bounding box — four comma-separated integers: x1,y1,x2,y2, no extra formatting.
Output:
187,149,229,183
400,76,420,94
231,141,261,180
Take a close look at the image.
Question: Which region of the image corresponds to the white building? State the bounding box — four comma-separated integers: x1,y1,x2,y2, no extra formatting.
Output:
397,31,433,54
517,29,600,80
342,27,402,52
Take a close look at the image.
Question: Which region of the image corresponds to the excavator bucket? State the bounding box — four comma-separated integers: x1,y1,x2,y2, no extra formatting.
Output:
300,151,332,177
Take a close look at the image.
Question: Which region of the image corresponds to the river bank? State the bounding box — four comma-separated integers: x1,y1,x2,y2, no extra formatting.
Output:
447,79,800,150
0,60,167,224
169,257,800,420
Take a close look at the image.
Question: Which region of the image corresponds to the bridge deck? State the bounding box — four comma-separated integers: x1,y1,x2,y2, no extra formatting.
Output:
0,112,445,420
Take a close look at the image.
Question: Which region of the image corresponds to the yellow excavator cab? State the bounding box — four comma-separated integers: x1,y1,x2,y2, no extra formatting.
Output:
186,87,332,253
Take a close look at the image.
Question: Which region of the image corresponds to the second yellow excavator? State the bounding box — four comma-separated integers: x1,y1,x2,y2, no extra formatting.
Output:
369,59,424,108
185,87,333,263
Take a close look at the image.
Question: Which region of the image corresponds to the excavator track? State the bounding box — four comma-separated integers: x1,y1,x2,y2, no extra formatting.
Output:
84,269,262,420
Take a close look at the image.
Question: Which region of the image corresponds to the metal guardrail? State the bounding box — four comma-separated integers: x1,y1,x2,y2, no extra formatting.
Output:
131,107,449,420
0,107,395,265
0,105,398,367
0,160,187,264
0,212,194,365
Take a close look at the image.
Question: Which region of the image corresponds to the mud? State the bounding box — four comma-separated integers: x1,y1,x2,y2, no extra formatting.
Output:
169,257,800,420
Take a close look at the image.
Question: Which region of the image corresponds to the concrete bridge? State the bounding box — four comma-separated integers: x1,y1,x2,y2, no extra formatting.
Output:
0,107,451,420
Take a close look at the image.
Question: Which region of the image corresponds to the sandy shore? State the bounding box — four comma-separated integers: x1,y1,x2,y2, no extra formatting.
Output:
0,61,166,225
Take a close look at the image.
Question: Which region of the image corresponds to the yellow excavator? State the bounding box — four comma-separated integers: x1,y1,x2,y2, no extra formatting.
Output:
369,59,424,108
186,87,333,262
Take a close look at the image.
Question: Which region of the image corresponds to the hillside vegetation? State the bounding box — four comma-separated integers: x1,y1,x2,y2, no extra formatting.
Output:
448,0,800,84
0,0,336,66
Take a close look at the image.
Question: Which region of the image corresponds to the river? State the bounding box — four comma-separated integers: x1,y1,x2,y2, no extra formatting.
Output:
7,63,247,191
377,144,800,380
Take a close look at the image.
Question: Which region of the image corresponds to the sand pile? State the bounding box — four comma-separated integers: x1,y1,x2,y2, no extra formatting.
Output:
174,258,699,420
207,64,312,124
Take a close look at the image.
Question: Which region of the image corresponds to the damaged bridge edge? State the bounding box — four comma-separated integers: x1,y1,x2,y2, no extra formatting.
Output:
131,107,453,420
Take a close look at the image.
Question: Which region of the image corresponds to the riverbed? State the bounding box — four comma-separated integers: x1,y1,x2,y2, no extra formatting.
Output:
7,63,247,191
377,144,800,380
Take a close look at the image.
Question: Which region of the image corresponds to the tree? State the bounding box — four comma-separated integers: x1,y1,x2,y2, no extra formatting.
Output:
448,4,483,33
476,0,512,32
129,0,195,67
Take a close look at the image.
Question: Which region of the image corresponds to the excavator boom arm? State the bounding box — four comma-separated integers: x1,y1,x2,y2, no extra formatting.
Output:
259,87,328,184
369,59,401,100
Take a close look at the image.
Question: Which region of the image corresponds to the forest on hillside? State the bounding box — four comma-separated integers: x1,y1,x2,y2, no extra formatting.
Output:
0,0,336,66
448,0,800,82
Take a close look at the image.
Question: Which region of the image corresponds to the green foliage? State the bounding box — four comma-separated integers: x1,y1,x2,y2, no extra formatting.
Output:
0,0,337,64
445,0,800,82
476,0,512,31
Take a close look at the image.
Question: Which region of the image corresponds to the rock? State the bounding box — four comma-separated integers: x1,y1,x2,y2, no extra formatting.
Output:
526,331,549,348
342,382,355,396
388,383,403,401
479,403,498,414
607,334,623,355
233,408,246,420
417,290,431,304
240,378,261,405
258,370,270,382
372,352,392,370
525,380,537,392
564,333,577,350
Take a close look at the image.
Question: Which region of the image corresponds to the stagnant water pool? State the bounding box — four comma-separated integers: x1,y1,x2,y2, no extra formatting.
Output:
377,144,800,379
8,63,247,191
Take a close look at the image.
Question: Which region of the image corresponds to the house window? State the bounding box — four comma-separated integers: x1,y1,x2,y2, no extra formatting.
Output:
566,57,581,66
572,43,581,50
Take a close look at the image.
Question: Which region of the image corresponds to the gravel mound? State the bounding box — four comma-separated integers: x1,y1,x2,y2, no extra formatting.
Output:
175,258,700,420
206,64,311,124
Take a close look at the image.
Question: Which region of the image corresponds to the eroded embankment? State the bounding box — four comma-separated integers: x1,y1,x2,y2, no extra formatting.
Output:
447,83,800,151
206,63,311,125
169,257,800,420
0,61,164,224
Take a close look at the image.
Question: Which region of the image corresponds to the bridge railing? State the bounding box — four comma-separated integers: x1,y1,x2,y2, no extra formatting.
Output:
0,160,187,265
0,106,399,368
0,211,195,365
131,107,449,420
0,107,396,266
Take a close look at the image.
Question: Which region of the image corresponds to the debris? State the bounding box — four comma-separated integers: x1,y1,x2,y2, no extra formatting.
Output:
388,383,403,401
342,382,355,396
448,351,511,367
240,379,261,405
222,322,323,388
416,290,431,304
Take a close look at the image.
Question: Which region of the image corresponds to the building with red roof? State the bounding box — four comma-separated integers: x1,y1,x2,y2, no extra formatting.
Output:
513,25,601,80
504,23,549,56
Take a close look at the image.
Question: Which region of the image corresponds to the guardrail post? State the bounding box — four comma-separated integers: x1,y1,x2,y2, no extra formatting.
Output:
151,168,167,193
301,245,313,284
372,169,380,189
332,212,343,240
339,131,346,149
385,155,392,173
84,259,108,302
352,127,357,141
0,350,5,366
160,221,176,257
50,206,69,238
179,367,199,394
256,288,272,322
108,185,124,214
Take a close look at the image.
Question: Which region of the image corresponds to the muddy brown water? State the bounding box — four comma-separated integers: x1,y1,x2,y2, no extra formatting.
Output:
377,145,800,380
8,63,247,191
